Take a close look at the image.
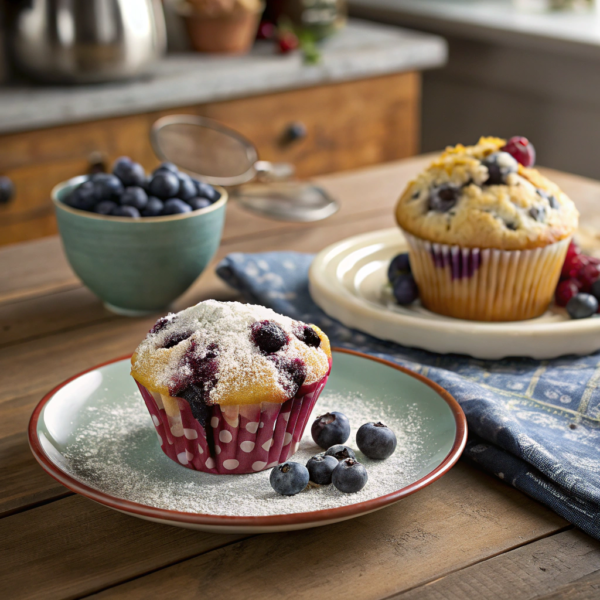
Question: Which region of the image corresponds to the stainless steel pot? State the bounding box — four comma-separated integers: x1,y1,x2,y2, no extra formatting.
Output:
8,0,167,83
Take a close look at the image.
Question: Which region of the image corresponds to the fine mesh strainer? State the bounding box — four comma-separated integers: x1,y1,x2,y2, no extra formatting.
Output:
150,115,339,222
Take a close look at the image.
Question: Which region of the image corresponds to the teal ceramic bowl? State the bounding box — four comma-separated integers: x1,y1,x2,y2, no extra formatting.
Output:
52,176,228,315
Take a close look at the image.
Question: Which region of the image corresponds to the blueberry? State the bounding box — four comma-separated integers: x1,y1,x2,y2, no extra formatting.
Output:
269,462,309,496
591,279,600,303
0,176,13,204
356,422,397,460
311,411,351,449
325,445,356,461
388,252,411,284
306,454,338,485
293,324,321,348
566,293,598,319
66,181,96,211
141,197,164,217
482,151,518,185
194,180,220,202
393,273,419,305
187,197,212,211
528,206,545,222
331,458,368,493
91,173,123,201
152,162,178,175
120,186,148,210
112,205,140,218
94,200,118,215
113,159,146,187
251,320,288,354
178,173,197,201
536,188,559,209
163,331,193,349
148,172,180,199
272,356,307,397
162,198,192,215
428,184,460,212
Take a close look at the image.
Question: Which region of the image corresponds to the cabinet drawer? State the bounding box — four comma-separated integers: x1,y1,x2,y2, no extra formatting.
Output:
0,71,419,246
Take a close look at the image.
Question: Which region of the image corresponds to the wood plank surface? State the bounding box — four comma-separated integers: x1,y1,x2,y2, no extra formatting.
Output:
394,529,600,600
0,463,566,600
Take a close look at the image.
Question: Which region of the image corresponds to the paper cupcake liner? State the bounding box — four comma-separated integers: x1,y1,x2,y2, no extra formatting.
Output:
404,232,570,321
136,370,330,475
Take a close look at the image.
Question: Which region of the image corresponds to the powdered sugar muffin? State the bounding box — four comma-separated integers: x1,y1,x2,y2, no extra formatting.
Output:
131,300,332,474
395,137,579,321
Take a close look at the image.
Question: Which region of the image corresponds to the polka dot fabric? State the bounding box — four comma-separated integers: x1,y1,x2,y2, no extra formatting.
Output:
135,364,330,474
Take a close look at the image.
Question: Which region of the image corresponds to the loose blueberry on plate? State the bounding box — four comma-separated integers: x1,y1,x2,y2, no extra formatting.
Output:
148,171,180,199
356,422,397,460
121,186,148,210
113,158,146,187
270,462,309,496
501,136,536,167
311,411,351,449
388,252,411,284
178,173,197,201
482,151,519,185
393,273,419,305
187,197,211,211
306,454,338,485
324,444,356,461
428,184,460,212
591,279,600,303
94,200,118,215
566,293,598,319
251,320,288,354
195,180,220,202
332,458,368,493
162,198,192,215
112,205,141,218
142,197,164,217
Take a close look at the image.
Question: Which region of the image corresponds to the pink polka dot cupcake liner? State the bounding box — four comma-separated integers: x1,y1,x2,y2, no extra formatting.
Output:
135,373,330,475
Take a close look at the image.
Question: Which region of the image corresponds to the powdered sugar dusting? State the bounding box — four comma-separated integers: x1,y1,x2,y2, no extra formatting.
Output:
131,300,329,403
62,391,433,517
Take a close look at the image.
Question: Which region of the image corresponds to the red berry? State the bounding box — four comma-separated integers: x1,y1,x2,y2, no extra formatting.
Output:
555,279,579,307
566,240,581,260
561,253,589,279
257,21,275,40
577,263,600,292
501,136,536,167
278,32,299,54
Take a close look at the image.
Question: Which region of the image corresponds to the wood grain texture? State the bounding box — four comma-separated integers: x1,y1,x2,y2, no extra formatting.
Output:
85,464,567,600
0,495,250,600
0,72,420,246
394,529,600,600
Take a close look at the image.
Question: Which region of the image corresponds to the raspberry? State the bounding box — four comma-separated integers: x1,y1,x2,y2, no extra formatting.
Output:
501,136,536,167
555,279,580,307
577,263,600,292
562,254,589,279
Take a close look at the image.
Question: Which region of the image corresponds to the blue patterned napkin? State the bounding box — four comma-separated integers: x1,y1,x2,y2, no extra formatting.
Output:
217,251,600,539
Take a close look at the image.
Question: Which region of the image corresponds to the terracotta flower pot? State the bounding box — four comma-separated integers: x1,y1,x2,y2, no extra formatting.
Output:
179,1,262,54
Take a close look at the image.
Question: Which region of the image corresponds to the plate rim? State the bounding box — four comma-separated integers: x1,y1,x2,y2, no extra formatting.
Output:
28,348,467,528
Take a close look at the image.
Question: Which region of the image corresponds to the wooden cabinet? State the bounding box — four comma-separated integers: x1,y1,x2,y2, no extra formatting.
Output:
0,71,420,246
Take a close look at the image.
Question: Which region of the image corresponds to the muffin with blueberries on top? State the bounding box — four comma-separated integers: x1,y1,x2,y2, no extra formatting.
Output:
131,300,331,475
395,136,579,321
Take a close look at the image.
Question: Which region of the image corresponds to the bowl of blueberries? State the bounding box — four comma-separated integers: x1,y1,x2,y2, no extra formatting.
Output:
52,156,227,315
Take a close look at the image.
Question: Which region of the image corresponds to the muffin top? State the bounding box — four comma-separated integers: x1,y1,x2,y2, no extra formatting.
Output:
395,137,579,250
131,300,331,406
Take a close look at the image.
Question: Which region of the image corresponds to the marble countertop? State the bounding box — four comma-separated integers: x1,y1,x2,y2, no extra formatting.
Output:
350,0,600,58
0,19,446,135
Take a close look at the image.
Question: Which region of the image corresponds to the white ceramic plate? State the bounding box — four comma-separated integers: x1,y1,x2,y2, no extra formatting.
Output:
309,228,600,359
29,350,466,534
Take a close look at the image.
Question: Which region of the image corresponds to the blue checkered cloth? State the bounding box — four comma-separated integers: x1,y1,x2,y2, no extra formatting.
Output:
217,251,600,539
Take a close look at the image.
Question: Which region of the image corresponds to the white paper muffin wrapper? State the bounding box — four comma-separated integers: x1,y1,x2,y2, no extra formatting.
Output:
404,232,570,321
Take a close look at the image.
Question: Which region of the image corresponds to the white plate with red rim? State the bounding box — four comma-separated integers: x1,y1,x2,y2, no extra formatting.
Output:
309,228,600,360
29,349,466,534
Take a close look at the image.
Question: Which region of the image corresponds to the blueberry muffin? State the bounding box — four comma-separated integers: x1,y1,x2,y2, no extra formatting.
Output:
395,137,579,321
131,300,332,474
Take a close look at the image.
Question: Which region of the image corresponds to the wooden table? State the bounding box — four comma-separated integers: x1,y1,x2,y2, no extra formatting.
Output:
2,156,600,600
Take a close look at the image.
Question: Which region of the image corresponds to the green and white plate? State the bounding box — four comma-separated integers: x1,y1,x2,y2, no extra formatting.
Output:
29,349,466,533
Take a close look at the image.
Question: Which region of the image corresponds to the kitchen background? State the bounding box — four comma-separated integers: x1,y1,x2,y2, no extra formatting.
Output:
0,0,596,247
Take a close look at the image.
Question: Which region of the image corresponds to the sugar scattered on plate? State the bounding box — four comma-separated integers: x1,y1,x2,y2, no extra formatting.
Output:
63,391,432,517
